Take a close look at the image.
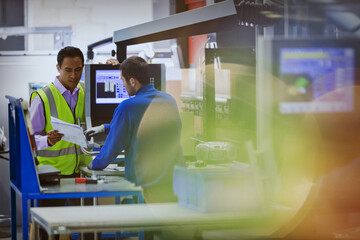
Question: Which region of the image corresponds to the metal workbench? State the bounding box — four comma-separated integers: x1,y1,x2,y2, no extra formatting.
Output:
31,203,269,239
6,96,143,240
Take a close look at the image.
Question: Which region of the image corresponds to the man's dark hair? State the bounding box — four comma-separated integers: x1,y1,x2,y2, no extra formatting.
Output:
57,46,84,68
120,56,150,85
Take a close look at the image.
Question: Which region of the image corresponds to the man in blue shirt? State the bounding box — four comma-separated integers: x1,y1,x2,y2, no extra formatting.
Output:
86,56,184,202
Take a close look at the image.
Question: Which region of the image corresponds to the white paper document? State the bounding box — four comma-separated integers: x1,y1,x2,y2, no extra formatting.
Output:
50,117,88,148
105,164,125,172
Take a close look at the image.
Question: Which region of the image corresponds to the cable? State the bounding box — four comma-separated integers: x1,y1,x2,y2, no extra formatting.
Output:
0,155,9,161
235,0,282,27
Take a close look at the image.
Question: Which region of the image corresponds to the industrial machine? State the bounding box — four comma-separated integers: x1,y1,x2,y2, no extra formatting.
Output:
107,0,360,238
4,0,356,239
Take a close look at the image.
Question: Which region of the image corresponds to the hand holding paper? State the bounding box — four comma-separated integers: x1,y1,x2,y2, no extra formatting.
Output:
50,117,88,148
47,130,64,146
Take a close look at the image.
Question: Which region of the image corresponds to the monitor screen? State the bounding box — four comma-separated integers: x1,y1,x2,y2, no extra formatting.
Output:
278,47,355,114
95,69,130,104
85,63,165,126
257,37,360,171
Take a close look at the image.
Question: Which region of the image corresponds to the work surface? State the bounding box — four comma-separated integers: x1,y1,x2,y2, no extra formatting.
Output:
31,203,267,234
41,177,142,194
79,165,125,177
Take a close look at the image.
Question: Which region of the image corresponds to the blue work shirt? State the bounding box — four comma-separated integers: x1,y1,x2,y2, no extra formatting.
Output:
90,84,184,188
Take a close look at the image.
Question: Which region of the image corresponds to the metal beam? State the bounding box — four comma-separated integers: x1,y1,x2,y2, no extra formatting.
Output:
113,0,238,62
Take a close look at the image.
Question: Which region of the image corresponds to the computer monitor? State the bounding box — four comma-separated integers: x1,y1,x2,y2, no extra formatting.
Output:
85,64,165,129
94,68,129,105
274,42,357,114
258,37,360,149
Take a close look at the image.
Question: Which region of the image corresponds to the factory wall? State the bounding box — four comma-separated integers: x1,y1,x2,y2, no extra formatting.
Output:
27,0,154,52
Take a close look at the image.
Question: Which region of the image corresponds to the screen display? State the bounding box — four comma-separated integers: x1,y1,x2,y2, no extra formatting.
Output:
88,64,165,124
279,47,354,114
95,69,129,104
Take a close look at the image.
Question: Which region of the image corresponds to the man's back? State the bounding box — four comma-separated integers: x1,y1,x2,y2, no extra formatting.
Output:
89,56,184,203
91,84,184,202
123,85,183,202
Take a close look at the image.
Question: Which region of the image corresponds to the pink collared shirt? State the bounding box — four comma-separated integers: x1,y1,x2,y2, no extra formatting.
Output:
29,76,80,150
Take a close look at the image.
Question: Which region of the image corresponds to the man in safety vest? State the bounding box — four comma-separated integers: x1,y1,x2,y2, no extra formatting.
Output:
29,46,96,240
29,46,92,176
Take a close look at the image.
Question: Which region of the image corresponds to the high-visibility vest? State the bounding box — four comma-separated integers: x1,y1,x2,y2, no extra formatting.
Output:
30,82,92,175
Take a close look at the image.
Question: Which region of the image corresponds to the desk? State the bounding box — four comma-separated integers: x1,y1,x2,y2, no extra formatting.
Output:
78,166,126,205
30,203,269,239
5,96,144,240
11,177,143,240
41,177,137,195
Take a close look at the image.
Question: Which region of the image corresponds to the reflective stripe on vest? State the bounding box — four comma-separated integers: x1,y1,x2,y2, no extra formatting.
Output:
42,85,58,118
37,146,84,158
80,81,85,92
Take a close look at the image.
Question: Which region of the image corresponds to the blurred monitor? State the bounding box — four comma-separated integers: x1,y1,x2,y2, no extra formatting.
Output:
277,46,355,114
265,38,360,116
257,37,360,176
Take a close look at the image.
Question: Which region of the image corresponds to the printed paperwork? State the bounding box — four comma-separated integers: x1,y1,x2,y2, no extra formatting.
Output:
105,164,125,172
50,117,88,148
